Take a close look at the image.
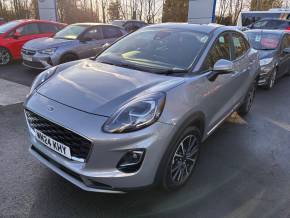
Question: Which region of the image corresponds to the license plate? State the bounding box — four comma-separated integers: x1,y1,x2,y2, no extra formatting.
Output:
35,130,72,159
22,54,32,62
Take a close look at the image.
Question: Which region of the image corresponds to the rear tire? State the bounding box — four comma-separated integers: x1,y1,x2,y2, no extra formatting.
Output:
60,54,78,64
0,47,11,65
161,126,201,191
238,82,256,116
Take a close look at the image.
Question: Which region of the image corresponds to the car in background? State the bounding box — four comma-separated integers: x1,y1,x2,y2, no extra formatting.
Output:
237,8,290,27
248,18,290,30
24,24,259,193
112,20,147,32
246,29,290,89
0,19,65,65
22,23,127,70
0,18,5,25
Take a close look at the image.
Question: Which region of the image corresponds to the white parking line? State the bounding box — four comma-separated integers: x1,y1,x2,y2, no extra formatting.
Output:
0,79,30,106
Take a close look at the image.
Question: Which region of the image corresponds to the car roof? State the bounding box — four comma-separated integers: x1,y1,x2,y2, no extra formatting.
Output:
14,19,64,25
113,20,146,23
71,23,121,28
143,23,229,34
245,29,287,35
257,18,290,22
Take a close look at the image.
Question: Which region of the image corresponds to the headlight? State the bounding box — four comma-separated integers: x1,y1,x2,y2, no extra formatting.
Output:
260,58,273,66
38,47,57,55
103,92,166,133
28,66,57,96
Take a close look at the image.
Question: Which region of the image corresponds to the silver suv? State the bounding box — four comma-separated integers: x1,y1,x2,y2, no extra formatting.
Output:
24,23,259,193
22,23,127,70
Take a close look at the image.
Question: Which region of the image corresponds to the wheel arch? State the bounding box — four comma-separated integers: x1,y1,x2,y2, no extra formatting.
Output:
154,110,206,186
59,52,79,63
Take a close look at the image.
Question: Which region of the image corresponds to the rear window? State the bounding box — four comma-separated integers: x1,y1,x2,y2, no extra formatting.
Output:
246,31,281,50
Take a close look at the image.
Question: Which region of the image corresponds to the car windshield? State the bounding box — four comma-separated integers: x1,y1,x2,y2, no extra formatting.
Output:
246,31,281,50
0,20,20,34
54,25,87,40
97,28,209,72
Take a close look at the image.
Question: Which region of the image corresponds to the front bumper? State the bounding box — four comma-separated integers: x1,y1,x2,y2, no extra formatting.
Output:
21,50,59,70
24,93,174,193
258,65,274,86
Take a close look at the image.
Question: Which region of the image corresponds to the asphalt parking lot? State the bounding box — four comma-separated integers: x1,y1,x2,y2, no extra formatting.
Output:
1,62,290,218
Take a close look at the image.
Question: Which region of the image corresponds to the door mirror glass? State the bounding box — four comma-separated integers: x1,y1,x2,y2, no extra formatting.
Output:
213,59,234,72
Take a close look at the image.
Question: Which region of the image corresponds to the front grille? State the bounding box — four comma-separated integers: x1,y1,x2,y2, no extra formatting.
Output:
26,110,92,161
22,48,36,55
23,60,44,69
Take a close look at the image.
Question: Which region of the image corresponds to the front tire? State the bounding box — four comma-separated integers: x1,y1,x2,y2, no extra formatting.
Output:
264,68,277,90
0,47,11,65
161,126,201,191
238,82,256,116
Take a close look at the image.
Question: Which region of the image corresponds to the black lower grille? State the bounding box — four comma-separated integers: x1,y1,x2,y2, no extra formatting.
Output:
26,110,92,161
23,60,44,69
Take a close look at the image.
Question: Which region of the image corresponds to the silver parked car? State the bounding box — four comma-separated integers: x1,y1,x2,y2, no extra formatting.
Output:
21,23,127,70
24,23,259,193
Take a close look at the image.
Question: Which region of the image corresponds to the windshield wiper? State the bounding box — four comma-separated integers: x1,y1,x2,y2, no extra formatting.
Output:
155,68,188,75
98,60,145,71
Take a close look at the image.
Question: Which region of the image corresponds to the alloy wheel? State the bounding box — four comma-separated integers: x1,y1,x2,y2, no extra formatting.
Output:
170,134,199,184
269,69,277,89
0,48,10,65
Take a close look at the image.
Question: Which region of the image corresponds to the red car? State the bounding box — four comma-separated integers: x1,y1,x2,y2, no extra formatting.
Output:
0,19,66,65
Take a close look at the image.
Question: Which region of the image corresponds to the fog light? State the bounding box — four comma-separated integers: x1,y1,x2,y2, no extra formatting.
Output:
117,149,145,173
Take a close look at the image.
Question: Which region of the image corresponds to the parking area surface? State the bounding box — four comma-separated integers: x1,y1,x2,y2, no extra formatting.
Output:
1,63,290,218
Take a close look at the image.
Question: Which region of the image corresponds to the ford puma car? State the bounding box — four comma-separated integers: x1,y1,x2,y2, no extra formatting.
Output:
24,24,259,193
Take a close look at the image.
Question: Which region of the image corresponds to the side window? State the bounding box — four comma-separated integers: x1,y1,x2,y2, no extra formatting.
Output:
39,23,59,33
15,23,39,36
83,27,102,40
232,33,249,59
102,26,123,39
124,22,133,32
202,33,232,71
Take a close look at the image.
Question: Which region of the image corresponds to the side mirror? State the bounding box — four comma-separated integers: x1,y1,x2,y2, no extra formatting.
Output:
12,32,21,39
208,59,234,81
283,47,290,54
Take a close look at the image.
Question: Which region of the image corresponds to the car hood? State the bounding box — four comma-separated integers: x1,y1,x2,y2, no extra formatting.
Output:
37,60,185,116
23,37,77,50
258,50,276,60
